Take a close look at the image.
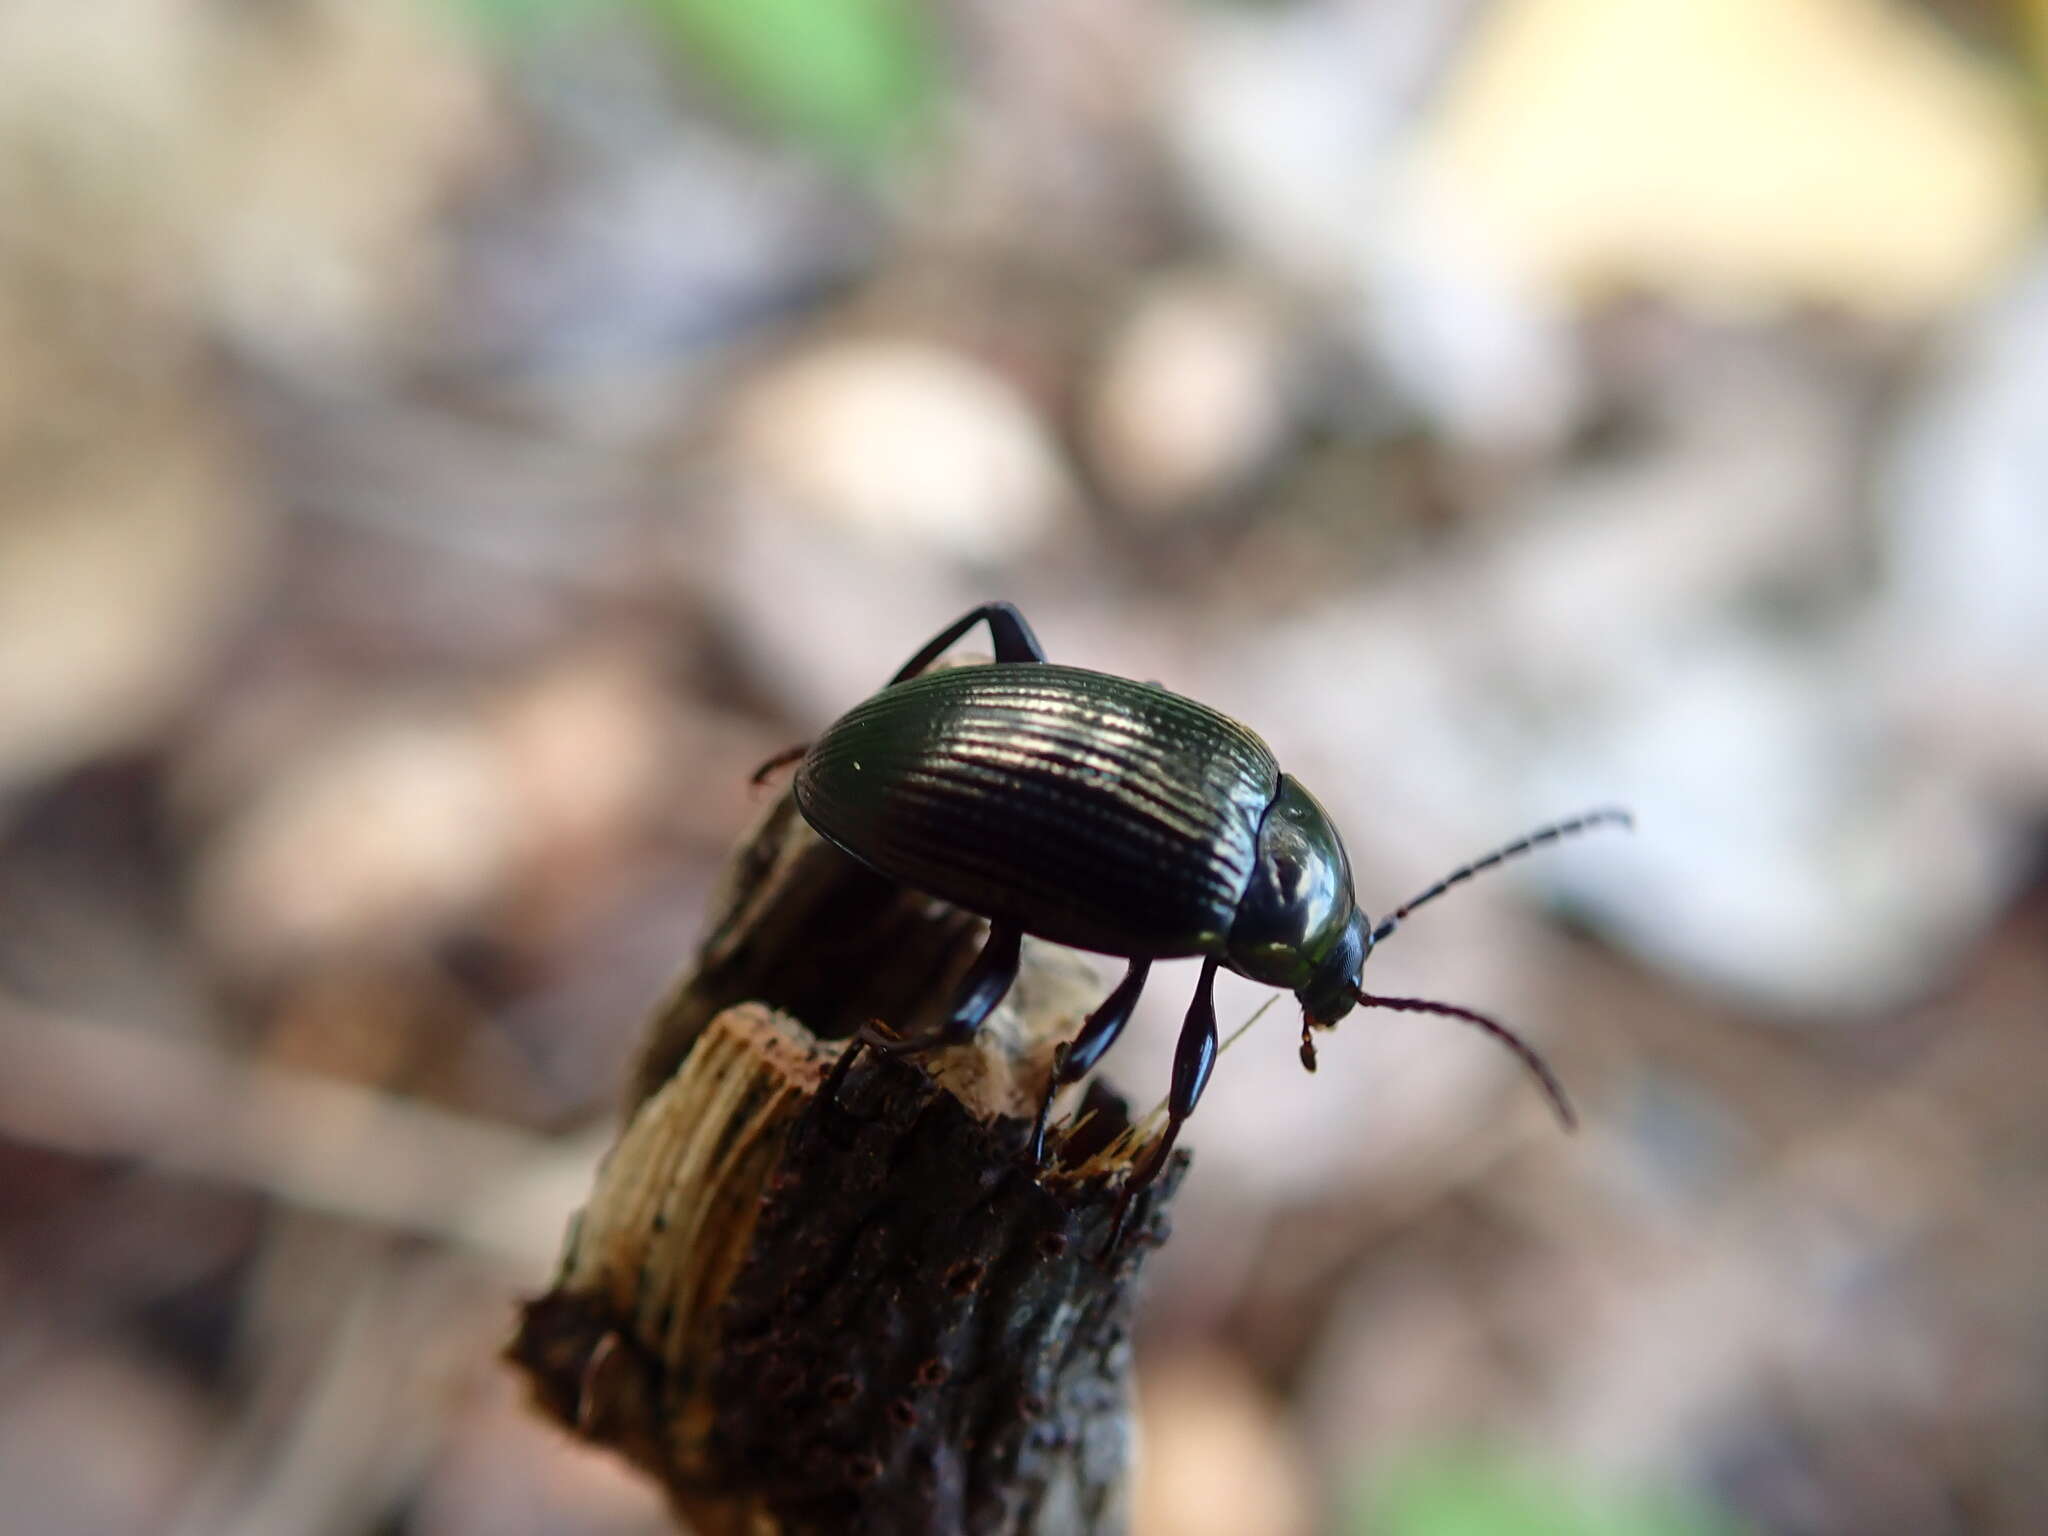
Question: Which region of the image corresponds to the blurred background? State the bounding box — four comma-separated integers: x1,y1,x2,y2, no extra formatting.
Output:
3,0,2047,1531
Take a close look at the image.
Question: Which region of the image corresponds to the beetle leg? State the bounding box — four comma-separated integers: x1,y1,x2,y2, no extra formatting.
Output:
819,1030,871,1108
1028,1044,1070,1167
748,743,808,785
1105,957,1218,1252
862,921,1024,1056
1030,958,1151,1166
889,601,1048,684
940,920,1024,1041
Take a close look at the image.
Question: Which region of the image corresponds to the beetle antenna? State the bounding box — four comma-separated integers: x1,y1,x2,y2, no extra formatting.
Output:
1350,988,1576,1129
1368,807,1631,948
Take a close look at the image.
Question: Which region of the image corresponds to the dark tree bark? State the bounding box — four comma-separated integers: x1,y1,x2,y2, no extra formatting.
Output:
509,791,1185,1534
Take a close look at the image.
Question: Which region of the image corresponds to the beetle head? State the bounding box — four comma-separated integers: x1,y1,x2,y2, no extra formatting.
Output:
1295,905,1370,1025
1284,807,1635,1116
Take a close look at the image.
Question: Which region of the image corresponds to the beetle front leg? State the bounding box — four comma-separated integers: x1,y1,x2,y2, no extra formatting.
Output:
889,601,1048,684
1030,958,1151,1166
1106,957,1218,1250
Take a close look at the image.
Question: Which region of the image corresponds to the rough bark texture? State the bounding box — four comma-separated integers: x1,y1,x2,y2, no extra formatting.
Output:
508,787,1185,1534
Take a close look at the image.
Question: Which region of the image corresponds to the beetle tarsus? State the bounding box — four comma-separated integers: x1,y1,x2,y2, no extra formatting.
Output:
819,1029,873,1111
851,1019,959,1058
749,743,808,786
1298,1019,1319,1073
1102,1118,1183,1260
824,924,1023,1124
1028,1043,1067,1167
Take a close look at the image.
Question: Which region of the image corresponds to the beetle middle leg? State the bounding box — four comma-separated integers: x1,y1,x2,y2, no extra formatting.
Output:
821,920,1024,1110
1029,957,1151,1166
889,601,1047,684
839,919,1025,1069
1106,956,1219,1251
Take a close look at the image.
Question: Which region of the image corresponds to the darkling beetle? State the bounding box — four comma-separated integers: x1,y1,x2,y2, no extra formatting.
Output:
758,603,1628,1232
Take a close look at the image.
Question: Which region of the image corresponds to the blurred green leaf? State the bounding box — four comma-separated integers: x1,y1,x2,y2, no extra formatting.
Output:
1358,1448,1744,1536
450,0,603,41
441,0,933,160
645,0,933,160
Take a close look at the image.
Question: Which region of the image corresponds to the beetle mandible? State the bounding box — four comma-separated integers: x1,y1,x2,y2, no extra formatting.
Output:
764,603,1628,1215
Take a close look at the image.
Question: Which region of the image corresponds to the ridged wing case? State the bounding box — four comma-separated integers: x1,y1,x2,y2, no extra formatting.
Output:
794,665,1279,959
